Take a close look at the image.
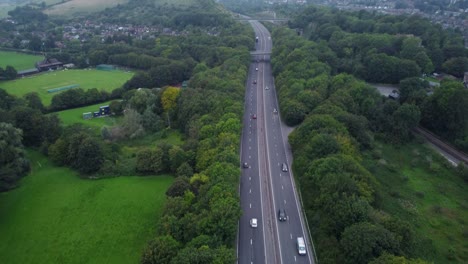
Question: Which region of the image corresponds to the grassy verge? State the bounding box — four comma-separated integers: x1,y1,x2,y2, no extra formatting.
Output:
0,69,133,105
363,139,467,263
0,151,173,264
0,51,43,70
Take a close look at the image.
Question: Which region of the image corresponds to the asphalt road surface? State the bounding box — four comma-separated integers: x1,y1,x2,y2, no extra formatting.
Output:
237,20,315,264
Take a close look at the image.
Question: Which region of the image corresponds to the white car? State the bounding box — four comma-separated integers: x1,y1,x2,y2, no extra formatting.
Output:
255,67,258,71
250,218,258,228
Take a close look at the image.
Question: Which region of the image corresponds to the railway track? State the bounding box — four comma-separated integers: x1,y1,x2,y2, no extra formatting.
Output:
414,126,468,165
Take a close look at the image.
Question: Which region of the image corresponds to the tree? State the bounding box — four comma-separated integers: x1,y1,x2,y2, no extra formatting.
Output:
136,148,164,173
3,65,17,80
0,122,30,191
398,77,429,105
170,246,214,264
442,57,468,78
176,162,193,178
140,235,180,264
202,191,241,244
421,81,468,141
304,133,340,160
281,99,307,126
48,138,68,165
161,87,181,128
391,103,421,143
166,177,191,197
341,222,400,264
122,108,145,139
142,106,163,133
169,146,186,173
369,253,430,264
23,92,44,112
12,106,44,147
109,100,124,115
73,137,104,174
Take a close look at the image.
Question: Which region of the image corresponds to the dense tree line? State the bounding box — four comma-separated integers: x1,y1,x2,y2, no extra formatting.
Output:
139,23,253,264
272,26,429,264
0,89,63,190
288,6,467,81
284,4,468,150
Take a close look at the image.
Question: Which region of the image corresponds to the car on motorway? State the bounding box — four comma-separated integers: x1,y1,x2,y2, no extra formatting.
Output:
265,86,269,90
297,237,307,255
253,80,257,84
243,162,248,168
273,108,277,113
252,114,257,119
250,218,258,228
255,67,258,71
278,209,287,221
282,163,288,172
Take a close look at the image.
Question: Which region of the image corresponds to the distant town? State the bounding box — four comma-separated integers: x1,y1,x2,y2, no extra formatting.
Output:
267,0,468,47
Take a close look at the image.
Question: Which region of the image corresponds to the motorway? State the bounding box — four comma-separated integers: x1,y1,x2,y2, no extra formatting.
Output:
237,20,315,264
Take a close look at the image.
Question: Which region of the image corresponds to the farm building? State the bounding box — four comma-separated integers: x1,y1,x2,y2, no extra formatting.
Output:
82,112,93,119
84,105,111,119
36,58,63,71
17,68,40,77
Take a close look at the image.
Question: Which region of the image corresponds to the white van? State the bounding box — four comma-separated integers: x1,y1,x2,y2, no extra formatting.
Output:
297,237,306,255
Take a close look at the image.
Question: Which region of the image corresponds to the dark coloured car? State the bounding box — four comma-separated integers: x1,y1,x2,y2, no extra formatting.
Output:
278,209,287,221
253,80,257,84
252,114,257,119
243,162,249,168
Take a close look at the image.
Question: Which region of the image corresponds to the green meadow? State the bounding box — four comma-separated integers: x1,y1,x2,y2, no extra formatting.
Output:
0,51,43,70
0,69,133,105
55,100,119,129
0,151,173,264
364,140,468,263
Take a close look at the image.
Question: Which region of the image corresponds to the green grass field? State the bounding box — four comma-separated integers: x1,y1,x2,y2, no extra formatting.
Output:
364,140,468,263
0,151,173,264
0,69,133,105
45,0,130,16
55,100,120,129
0,4,15,19
0,51,43,71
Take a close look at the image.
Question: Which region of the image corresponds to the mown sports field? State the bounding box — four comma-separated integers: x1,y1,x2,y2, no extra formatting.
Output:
0,51,43,70
0,151,173,264
0,69,133,105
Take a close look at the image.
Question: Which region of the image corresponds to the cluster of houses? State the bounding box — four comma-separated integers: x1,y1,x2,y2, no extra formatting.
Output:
318,0,468,47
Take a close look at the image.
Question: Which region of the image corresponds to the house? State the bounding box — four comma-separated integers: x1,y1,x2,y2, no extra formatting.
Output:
35,58,63,71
